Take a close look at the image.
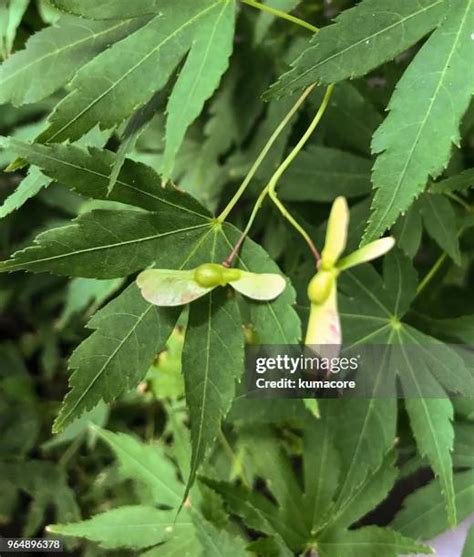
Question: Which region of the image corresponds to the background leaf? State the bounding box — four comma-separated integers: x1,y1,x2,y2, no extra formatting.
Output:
0,0,29,59
462,525,474,557
182,288,244,498
162,0,235,177
0,168,49,219
0,209,210,278
50,0,160,19
38,0,234,155
419,194,461,264
430,168,474,194
278,145,372,202
253,0,302,45
393,470,474,540
93,427,184,507
267,0,446,96
0,16,144,105
318,526,432,557
54,285,179,431
405,398,456,526
364,0,474,241
48,506,191,549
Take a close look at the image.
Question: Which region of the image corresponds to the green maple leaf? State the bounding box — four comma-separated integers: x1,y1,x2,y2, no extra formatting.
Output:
0,168,49,219
393,470,474,540
277,145,372,202
0,140,212,278
50,0,160,19
1,138,208,217
316,526,432,557
206,423,431,556
266,0,447,98
162,0,235,177
307,83,383,156
92,427,184,507
0,0,29,59
182,286,244,500
419,194,461,264
53,285,180,432
36,0,235,179
0,223,297,477
0,132,110,219
453,422,474,468
48,506,192,550
338,249,474,527
302,407,340,531
0,16,144,105
430,168,474,194
364,0,474,241
0,460,79,537
192,512,251,557
48,427,250,554
421,314,474,344
391,205,423,258
463,526,474,557
0,208,210,278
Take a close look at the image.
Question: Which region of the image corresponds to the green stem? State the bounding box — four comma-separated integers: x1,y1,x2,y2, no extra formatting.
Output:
268,84,334,197
224,84,334,266
416,252,448,296
217,84,315,223
223,186,268,266
269,192,320,261
58,435,83,469
267,84,335,261
416,201,473,296
219,430,250,488
445,191,472,212
241,0,318,33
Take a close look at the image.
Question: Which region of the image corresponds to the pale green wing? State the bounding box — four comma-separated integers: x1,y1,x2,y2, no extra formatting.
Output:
231,271,286,301
136,269,212,307
337,237,395,271
321,196,349,266
305,282,341,349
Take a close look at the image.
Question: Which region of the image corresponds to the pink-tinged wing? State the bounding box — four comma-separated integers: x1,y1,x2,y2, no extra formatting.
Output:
305,282,341,355
136,269,212,306
231,272,286,301
321,196,349,266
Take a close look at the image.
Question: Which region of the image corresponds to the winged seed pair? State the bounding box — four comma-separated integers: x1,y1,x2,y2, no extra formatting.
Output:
136,197,395,347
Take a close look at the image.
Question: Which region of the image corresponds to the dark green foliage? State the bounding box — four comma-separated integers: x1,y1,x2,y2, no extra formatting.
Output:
0,1,472,555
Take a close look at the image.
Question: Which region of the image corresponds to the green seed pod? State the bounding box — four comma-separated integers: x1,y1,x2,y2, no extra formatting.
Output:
194,263,225,288
307,270,335,305
222,267,242,283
